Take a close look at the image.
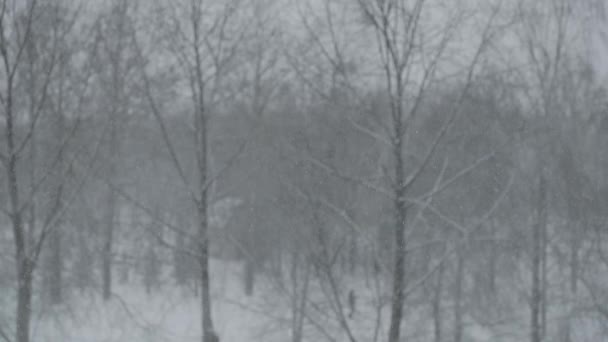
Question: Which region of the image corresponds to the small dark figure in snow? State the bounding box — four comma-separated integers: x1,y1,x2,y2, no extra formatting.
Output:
207,331,219,342
373,259,381,275
347,289,356,319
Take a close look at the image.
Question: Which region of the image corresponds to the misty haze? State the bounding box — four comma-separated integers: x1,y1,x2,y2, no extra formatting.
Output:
0,0,607,341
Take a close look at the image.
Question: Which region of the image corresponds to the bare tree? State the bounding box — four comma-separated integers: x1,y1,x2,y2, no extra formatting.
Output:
513,1,575,340
0,1,93,341
90,0,140,301
284,1,504,341
135,0,249,340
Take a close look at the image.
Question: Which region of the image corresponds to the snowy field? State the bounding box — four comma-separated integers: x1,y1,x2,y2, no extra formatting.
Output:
31,260,264,342
11,258,603,342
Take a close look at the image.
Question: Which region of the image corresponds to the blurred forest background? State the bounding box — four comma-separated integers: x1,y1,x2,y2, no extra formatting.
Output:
0,0,607,342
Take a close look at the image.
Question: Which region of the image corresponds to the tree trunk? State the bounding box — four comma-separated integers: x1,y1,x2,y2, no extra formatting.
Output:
562,220,581,342
144,241,159,295
192,8,215,336
16,259,34,342
349,232,357,275
453,248,465,342
47,227,62,304
388,117,407,342
199,201,214,342
531,174,547,342
76,231,93,293
488,222,497,295
388,217,407,342
244,258,255,296
102,101,119,300
432,262,444,342
7,93,33,342
28,129,37,254
102,187,115,301
197,128,214,340
175,230,187,286
569,222,580,295
290,251,310,342
540,210,548,339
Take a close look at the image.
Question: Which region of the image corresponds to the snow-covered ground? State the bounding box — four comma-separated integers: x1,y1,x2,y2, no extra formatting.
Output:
12,258,607,342
32,260,266,342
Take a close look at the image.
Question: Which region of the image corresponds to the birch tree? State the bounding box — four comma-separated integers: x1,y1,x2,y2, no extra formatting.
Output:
286,1,505,341
0,1,92,341
512,1,576,340
136,0,248,340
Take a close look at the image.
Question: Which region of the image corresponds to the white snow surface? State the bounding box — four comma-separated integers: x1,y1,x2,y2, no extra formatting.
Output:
14,258,606,342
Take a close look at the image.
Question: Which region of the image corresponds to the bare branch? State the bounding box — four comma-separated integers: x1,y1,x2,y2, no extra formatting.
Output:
292,143,395,200
404,3,503,190
413,148,498,204
202,136,248,194
131,30,198,203
347,117,392,146
15,4,84,157
7,0,38,83
403,171,513,299
31,113,109,265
